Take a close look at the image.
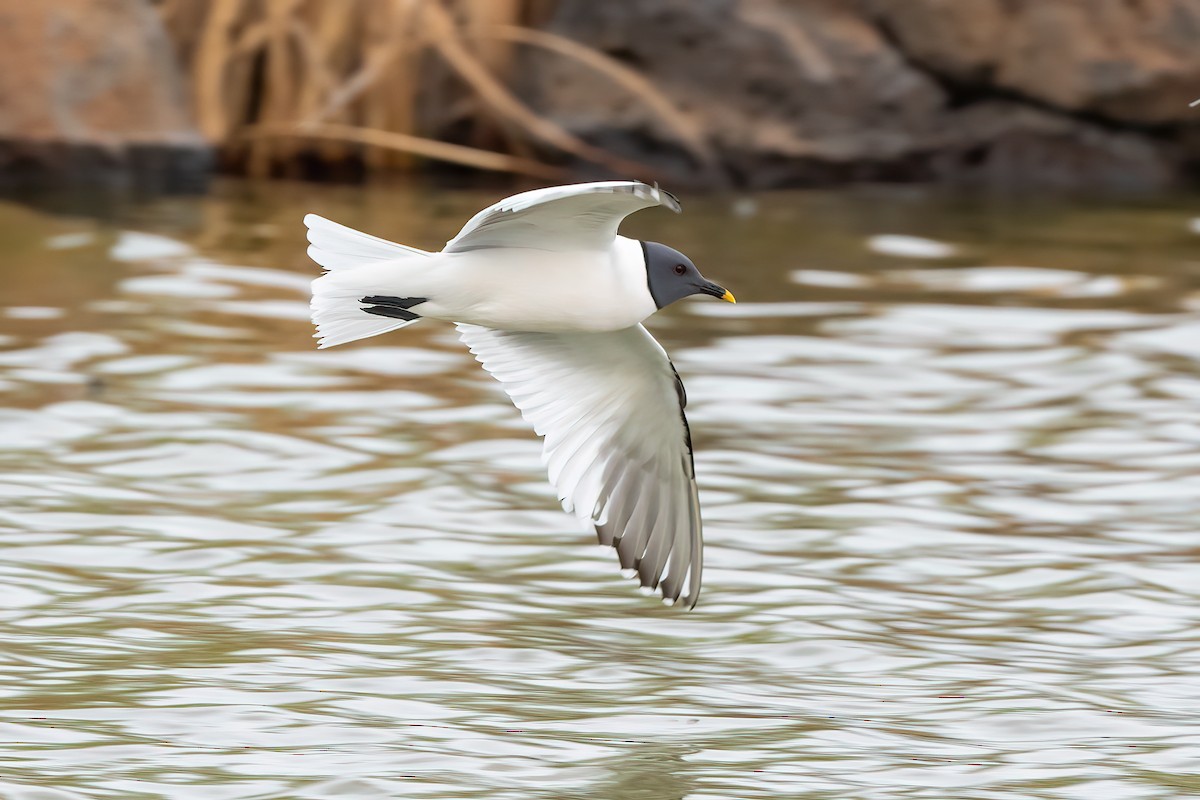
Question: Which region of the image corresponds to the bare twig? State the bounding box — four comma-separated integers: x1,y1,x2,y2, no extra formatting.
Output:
243,122,568,179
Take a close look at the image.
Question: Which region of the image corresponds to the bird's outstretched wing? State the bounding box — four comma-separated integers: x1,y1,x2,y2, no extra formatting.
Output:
457,323,703,607
444,181,681,254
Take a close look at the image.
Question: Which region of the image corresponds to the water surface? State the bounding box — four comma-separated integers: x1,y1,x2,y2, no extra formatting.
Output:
1,182,1198,798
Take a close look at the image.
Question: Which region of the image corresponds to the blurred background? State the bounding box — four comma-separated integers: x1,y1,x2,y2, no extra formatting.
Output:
4,0,1200,193
3,2,1200,799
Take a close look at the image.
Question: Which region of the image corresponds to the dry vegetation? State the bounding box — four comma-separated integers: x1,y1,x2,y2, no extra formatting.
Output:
158,0,716,180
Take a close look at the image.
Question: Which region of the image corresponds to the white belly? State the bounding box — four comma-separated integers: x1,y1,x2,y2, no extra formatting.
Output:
419,245,656,332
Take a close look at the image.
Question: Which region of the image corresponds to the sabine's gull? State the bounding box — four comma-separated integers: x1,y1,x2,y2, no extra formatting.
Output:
306,181,734,607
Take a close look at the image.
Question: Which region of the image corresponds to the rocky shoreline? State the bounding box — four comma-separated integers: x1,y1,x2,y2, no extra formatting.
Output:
522,0,1200,191
3,0,1199,193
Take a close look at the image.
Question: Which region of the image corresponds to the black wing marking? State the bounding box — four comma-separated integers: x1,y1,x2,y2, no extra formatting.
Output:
361,295,427,321
669,361,695,478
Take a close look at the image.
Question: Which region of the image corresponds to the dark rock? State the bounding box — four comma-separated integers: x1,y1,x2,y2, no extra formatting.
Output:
867,0,1200,125
522,0,1198,190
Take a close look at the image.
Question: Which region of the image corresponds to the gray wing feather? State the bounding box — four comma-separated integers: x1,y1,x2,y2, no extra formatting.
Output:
458,323,704,607
444,181,681,254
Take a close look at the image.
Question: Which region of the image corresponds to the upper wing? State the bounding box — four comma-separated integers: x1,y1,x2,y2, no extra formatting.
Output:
304,213,430,271
458,323,703,607
444,181,681,254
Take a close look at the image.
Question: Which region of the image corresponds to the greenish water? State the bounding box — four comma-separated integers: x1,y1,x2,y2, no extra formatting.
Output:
1,180,1198,799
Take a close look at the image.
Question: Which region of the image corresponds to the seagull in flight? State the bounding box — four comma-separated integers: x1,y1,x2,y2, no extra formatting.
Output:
306,181,734,607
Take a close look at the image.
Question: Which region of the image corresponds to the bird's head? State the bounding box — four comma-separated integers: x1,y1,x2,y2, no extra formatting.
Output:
641,241,735,310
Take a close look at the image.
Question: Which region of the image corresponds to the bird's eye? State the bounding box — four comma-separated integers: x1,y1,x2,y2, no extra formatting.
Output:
673,264,687,276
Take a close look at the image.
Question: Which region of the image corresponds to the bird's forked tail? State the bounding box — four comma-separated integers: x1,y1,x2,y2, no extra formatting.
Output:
305,214,432,349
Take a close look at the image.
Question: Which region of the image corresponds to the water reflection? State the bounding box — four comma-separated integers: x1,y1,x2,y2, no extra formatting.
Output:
0,183,1198,798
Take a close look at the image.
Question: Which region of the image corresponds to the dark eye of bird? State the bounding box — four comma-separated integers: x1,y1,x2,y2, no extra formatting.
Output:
673,264,686,275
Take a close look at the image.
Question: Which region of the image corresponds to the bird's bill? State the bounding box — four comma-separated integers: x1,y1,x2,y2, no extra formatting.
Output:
699,281,736,303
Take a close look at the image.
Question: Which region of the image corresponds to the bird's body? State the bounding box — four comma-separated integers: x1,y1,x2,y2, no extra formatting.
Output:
317,236,654,333
305,181,732,607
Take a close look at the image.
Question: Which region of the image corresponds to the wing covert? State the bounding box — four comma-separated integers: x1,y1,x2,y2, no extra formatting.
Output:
444,181,681,254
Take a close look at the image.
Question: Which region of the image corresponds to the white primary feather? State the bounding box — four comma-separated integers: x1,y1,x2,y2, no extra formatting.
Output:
304,214,429,270
444,181,680,254
457,322,703,607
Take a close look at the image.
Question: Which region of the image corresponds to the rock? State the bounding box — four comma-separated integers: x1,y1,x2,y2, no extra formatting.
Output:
867,0,1200,125
859,0,1009,86
930,102,1176,192
522,0,1195,190
521,0,946,187
0,0,209,193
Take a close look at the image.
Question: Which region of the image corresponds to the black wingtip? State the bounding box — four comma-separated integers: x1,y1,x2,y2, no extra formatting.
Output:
360,295,427,321
653,182,683,214
602,525,696,609
361,295,427,309
362,305,420,321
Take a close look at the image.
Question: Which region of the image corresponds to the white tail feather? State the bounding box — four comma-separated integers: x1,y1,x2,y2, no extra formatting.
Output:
310,285,421,349
304,214,430,270
305,215,432,348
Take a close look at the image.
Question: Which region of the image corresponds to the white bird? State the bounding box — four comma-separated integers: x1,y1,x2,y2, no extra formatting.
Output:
306,181,734,607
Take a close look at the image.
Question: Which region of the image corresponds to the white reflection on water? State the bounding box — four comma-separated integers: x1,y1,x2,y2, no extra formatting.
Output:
0,187,1198,799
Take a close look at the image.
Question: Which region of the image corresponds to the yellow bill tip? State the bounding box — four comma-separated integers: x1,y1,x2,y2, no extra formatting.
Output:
722,290,736,304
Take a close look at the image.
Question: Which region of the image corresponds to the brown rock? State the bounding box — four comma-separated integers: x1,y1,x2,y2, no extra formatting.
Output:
932,103,1176,191
522,0,947,187
0,0,209,192
868,0,1200,124
523,0,1193,190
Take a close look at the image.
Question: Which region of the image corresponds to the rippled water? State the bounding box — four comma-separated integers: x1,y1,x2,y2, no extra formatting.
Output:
2,182,1199,798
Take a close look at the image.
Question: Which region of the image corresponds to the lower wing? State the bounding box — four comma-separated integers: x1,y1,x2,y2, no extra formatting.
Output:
457,323,703,607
